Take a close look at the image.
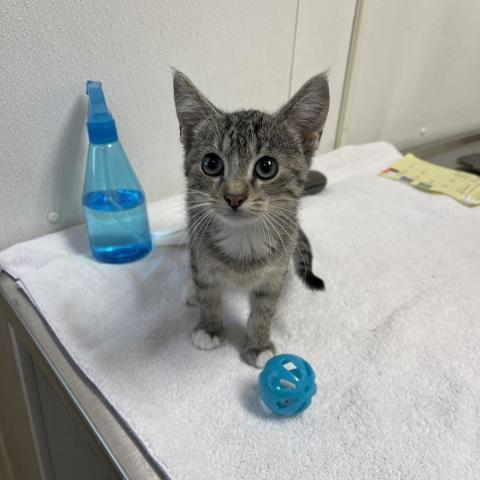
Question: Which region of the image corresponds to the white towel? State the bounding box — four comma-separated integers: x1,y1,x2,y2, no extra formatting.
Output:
1,142,479,480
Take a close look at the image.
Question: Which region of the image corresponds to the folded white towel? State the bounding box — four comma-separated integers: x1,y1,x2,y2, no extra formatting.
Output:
1,142,479,480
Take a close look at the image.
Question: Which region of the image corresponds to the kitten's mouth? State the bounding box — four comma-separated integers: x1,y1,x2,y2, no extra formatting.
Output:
217,210,255,227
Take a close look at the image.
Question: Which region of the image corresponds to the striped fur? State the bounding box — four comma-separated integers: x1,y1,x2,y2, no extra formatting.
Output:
295,228,325,290
173,70,329,367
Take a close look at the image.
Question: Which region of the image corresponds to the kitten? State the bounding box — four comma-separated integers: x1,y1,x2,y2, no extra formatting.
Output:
173,71,329,368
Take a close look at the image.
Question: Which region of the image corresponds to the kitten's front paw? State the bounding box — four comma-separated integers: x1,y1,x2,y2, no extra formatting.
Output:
243,344,275,369
192,329,222,350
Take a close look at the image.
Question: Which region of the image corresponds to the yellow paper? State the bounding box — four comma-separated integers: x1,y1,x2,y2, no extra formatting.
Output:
380,154,480,207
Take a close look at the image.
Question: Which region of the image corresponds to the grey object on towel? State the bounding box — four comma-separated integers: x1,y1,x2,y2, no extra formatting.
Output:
304,170,327,195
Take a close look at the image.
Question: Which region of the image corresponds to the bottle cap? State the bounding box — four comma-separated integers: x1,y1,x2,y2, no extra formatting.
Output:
86,80,118,144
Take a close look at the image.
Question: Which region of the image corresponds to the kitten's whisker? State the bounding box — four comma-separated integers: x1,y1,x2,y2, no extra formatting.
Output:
261,213,288,267
268,208,299,228
173,205,211,264
269,204,298,215
187,207,211,224
191,211,215,255
186,188,211,197
185,195,211,204
185,190,214,203
184,200,212,206
265,210,305,271
264,211,293,240
257,214,270,245
268,207,299,222
184,203,212,212
257,215,276,260
270,216,303,263
186,212,210,251
269,211,308,271
181,207,211,253
174,219,199,260
184,196,211,202
197,213,215,256
268,207,300,231
184,201,211,206
253,216,258,242
271,197,300,208
189,211,212,254
271,211,299,233
187,209,214,252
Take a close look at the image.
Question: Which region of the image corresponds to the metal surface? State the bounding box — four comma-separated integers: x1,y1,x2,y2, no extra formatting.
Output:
0,273,164,480
405,129,480,168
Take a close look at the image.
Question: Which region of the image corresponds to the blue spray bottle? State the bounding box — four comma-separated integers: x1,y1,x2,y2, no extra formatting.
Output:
83,81,152,263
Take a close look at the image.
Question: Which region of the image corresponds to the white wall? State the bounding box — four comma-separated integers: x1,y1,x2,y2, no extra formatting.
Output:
2,1,480,250
291,0,356,154
337,0,480,149
0,0,354,249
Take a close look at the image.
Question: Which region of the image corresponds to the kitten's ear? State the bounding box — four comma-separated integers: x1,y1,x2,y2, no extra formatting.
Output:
277,73,329,158
172,70,219,146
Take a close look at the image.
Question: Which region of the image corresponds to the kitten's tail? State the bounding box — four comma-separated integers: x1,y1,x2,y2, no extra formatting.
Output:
294,228,325,291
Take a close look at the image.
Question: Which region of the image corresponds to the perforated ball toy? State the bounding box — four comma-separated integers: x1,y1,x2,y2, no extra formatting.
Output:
259,354,317,416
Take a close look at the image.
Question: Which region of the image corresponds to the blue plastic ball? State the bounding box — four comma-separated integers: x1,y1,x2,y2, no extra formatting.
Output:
259,354,317,416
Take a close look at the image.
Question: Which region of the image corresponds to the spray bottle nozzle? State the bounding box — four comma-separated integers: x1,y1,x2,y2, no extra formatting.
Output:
86,80,118,144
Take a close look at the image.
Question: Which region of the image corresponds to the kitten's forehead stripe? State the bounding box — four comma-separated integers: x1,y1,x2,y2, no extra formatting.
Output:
225,112,260,160
218,111,278,168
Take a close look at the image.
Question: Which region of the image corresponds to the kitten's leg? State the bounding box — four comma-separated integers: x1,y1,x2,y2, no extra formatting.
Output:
191,277,223,350
244,280,284,368
182,278,197,306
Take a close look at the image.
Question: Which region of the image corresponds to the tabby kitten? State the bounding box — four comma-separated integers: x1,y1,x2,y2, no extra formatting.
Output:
173,71,329,367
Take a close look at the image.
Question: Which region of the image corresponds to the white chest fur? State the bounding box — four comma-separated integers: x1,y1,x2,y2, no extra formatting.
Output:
214,221,271,260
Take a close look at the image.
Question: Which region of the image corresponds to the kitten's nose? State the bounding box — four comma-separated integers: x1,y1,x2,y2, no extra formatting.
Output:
224,193,246,210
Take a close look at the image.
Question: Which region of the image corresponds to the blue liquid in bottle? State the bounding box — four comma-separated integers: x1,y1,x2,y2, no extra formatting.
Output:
83,81,152,264
83,189,152,263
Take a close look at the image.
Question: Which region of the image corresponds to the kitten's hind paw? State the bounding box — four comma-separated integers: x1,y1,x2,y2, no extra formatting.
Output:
192,329,222,350
182,279,197,306
243,344,275,369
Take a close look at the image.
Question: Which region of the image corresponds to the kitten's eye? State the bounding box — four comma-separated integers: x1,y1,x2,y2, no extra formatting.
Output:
202,153,224,176
254,156,278,180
